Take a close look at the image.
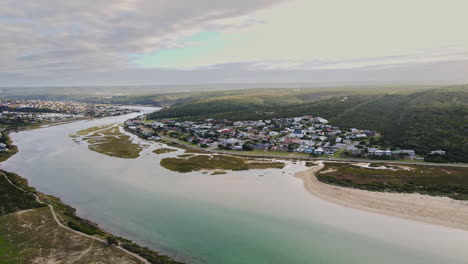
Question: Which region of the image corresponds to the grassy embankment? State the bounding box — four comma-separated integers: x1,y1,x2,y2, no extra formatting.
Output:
160,154,285,173
0,207,144,264
317,162,468,200
0,170,185,264
0,171,143,264
0,132,18,163
71,125,143,159
148,85,468,163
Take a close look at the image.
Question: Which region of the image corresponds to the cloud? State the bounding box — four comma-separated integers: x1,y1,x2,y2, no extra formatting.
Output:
1,0,468,86
0,0,282,75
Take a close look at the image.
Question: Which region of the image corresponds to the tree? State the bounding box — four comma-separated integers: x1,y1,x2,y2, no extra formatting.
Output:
242,143,254,151
107,236,119,246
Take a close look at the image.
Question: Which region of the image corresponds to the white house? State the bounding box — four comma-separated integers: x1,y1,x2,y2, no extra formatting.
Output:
290,130,307,138
225,138,241,145
355,133,367,139
269,131,279,137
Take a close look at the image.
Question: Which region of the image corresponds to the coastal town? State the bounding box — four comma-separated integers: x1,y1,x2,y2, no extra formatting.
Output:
0,99,136,157
124,115,436,161
0,99,136,126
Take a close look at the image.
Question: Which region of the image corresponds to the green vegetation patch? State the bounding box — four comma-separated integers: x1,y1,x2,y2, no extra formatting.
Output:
247,161,286,170
153,148,177,154
177,154,194,158
0,132,18,163
148,85,468,163
70,124,115,138
317,162,468,200
161,155,248,173
38,193,105,236
161,155,285,173
76,125,143,159
0,171,46,215
0,207,142,264
0,237,18,264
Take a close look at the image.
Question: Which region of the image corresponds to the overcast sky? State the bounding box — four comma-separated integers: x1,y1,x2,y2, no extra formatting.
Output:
1,0,468,86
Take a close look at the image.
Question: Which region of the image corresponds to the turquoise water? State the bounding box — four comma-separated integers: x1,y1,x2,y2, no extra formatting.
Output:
3,109,468,264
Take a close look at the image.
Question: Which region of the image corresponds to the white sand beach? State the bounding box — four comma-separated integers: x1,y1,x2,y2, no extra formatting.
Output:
295,161,468,231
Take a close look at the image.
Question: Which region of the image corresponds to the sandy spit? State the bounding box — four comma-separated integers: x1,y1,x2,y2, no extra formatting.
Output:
294,161,468,231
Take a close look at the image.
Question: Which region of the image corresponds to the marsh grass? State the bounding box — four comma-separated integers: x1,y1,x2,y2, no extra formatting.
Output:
153,148,177,154
161,155,285,173
73,125,142,159
318,162,468,200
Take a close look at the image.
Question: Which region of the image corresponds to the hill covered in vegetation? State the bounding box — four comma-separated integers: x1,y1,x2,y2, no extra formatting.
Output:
148,85,468,163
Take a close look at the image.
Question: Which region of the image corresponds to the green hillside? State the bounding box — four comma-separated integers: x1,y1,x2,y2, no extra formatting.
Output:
148,85,468,162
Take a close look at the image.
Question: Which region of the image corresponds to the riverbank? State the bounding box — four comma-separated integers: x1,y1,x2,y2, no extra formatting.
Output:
0,112,186,264
295,162,468,231
157,134,468,168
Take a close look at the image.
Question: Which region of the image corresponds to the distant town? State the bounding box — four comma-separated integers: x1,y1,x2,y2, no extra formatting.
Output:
0,99,136,155
0,99,135,126
125,115,447,161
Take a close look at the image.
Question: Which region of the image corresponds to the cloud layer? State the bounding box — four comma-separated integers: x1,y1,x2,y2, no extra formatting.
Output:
1,0,468,86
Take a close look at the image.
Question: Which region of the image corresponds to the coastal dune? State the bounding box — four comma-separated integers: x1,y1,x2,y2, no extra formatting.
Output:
295,162,468,231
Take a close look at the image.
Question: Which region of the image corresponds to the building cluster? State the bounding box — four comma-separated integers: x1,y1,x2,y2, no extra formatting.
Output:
125,115,421,160
0,99,94,113
0,99,136,123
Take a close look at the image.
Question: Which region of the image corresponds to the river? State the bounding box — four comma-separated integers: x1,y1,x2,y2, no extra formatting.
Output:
2,107,468,264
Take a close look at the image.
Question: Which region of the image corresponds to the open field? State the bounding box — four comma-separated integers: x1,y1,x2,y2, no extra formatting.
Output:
317,162,468,200
0,207,143,264
0,84,438,105
72,125,143,159
160,154,285,173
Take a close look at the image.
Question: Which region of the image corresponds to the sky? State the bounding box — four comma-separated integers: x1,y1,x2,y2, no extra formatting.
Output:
1,0,468,86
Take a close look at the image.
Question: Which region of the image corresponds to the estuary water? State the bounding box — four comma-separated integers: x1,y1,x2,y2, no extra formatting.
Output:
2,107,468,264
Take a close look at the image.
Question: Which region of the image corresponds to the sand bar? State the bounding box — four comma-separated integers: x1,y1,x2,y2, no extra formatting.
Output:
295,161,468,231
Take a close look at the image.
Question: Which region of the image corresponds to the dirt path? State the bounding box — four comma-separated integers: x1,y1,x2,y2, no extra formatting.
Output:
69,240,94,264
452,97,468,106
1,172,150,264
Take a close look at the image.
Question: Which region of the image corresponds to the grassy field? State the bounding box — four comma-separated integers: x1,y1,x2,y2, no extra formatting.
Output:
153,148,177,154
0,207,143,264
317,162,468,200
73,125,143,159
160,154,285,173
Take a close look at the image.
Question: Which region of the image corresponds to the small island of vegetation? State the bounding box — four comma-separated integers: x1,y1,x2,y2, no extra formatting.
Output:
72,125,143,159
160,154,285,173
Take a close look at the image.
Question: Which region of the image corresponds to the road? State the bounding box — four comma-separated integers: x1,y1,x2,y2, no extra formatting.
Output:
160,135,468,168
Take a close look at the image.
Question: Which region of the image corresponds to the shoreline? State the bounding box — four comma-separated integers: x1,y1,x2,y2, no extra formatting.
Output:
157,134,468,168
294,162,468,231
0,113,185,264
